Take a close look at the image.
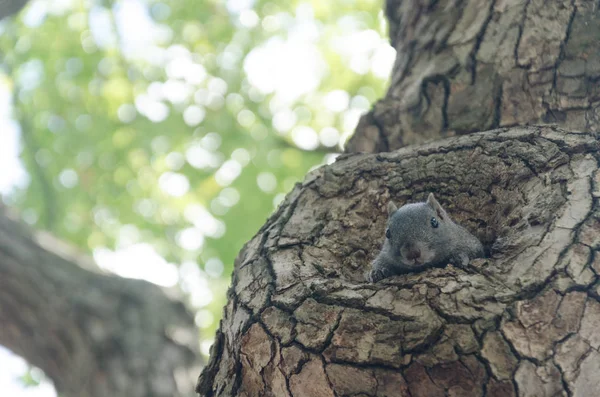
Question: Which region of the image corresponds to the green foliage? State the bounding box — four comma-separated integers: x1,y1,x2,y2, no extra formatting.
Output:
18,369,41,387
0,0,391,347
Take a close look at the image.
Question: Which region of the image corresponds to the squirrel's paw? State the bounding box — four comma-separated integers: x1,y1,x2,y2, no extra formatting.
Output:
449,252,470,267
367,267,392,283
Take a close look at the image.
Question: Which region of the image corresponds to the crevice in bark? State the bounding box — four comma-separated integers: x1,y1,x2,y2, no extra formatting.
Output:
552,0,578,90
421,74,451,131
514,0,533,69
469,0,497,83
492,81,503,129
372,109,391,152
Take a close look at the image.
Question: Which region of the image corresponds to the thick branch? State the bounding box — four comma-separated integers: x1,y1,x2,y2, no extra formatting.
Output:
198,126,600,396
0,207,199,397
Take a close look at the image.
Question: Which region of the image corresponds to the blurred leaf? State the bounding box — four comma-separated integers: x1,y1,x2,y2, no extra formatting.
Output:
0,0,392,351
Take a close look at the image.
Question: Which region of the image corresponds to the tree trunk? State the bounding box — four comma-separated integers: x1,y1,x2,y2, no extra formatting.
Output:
197,125,600,397
347,0,600,153
197,1,600,396
0,206,199,397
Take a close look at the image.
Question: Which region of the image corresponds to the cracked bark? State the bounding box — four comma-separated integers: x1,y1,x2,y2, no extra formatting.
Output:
198,125,600,396
347,0,600,153
198,1,600,395
0,207,199,397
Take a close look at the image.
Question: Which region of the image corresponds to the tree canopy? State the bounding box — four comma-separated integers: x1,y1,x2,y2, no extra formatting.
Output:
0,0,393,372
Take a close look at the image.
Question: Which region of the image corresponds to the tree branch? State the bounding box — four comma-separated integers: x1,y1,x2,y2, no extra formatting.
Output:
0,205,200,397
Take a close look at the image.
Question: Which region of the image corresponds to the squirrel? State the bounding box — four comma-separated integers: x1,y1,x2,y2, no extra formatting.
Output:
367,193,484,283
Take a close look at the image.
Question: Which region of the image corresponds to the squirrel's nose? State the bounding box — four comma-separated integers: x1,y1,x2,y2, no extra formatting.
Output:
406,248,421,261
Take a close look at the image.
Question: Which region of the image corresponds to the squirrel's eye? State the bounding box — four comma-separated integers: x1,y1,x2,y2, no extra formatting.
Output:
431,217,439,228
385,229,391,239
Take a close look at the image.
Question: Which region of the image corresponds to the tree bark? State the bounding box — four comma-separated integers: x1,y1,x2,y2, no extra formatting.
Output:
347,0,600,153
197,1,600,396
197,126,600,396
0,206,199,397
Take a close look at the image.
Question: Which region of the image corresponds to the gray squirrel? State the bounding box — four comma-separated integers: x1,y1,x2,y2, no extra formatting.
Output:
368,193,484,282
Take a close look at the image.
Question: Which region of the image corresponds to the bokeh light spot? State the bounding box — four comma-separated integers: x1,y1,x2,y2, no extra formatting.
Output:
291,126,319,150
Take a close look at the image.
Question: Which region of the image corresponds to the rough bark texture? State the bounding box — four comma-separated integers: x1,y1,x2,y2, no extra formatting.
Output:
347,0,600,153
0,207,200,397
197,125,600,396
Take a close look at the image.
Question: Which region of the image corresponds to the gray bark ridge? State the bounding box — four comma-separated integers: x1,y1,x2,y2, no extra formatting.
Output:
0,207,200,397
197,125,600,397
347,0,600,153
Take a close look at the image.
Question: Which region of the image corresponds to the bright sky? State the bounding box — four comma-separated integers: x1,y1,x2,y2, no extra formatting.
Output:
0,347,56,397
0,0,395,395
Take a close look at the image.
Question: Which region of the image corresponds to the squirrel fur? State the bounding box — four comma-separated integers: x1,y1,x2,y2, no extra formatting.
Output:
368,193,484,283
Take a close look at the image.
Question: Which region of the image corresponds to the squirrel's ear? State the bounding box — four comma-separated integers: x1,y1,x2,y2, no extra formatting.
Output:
387,201,398,217
426,193,449,221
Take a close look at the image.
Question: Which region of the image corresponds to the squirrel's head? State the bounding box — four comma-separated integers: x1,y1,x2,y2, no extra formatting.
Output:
385,193,453,268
